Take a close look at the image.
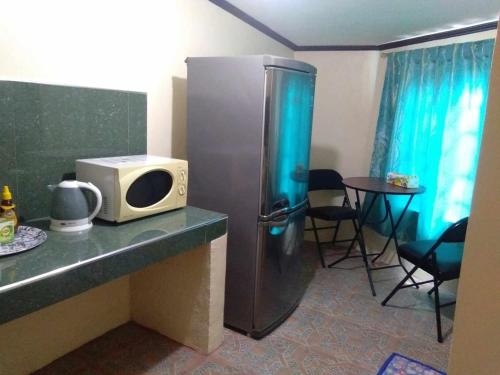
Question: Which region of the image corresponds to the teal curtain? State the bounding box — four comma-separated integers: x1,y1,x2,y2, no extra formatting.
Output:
368,39,495,241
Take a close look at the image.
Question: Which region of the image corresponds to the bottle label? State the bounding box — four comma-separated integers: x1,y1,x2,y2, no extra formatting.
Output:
1,209,18,228
0,220,14,244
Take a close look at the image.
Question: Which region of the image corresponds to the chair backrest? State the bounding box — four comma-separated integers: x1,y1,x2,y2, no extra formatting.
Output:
437,217,469,244
308,169,345,192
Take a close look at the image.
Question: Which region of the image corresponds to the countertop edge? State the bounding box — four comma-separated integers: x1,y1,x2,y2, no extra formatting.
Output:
0,213,227,324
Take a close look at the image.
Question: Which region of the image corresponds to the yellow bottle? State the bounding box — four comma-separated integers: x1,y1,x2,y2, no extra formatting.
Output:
0,186,18,231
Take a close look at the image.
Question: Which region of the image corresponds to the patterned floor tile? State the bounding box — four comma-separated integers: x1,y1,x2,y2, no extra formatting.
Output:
72,323,154,361
35,242,452,374
188,360,247,375
96,334,203,374
286,310,396,371
33,354,103,375
214,332,371,375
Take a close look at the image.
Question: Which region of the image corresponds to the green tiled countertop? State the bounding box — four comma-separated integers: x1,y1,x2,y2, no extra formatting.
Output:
0,206,227,324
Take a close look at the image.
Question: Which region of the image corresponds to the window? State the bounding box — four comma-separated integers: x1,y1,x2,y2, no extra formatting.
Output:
369,39,494,240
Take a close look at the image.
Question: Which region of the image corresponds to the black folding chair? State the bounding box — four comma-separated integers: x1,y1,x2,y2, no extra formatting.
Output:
381,217,468,342
306,169,365,268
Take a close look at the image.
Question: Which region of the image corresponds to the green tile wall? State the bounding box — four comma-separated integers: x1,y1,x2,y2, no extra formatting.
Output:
0,81,147,221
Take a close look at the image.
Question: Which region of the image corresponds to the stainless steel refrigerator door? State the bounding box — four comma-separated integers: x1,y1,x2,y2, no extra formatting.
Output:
186,57,269,332
261,67,315,215
253,204,315,336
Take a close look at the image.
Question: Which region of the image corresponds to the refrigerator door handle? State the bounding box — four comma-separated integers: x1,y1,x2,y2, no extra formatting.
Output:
260,213,290,228
261,199,290,221
260,199,308,221
293,199,309,211
271,198,290,212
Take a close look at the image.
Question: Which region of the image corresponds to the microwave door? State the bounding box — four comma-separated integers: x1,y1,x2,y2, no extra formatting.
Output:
125,170,174,208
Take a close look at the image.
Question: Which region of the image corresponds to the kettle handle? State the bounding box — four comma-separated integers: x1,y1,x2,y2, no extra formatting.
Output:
76,182,103,221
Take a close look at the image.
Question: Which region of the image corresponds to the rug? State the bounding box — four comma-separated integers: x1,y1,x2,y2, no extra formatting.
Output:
377,353,446,375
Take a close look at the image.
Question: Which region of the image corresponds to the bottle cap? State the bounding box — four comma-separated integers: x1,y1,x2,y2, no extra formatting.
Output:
2,186,12,200
1,186,15,209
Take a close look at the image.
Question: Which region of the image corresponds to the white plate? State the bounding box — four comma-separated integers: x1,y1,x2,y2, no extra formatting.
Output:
0,226,47,257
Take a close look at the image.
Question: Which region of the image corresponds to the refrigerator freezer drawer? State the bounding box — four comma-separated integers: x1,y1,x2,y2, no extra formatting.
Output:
252,205,315,337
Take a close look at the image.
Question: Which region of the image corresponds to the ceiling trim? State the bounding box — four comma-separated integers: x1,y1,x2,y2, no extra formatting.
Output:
379,21,498,50
208,0,298,50
209,0,498,51
295,45,380,51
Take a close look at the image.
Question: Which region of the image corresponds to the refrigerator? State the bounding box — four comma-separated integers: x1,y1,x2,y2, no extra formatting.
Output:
186,55,316,338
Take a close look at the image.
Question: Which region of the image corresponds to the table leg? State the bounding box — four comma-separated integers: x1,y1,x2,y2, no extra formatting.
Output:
354,200,376,296
327,191,381,269
349,189,421,295
356,190,379,228
372,194,415,263
382,196,419,288
354,190,382,260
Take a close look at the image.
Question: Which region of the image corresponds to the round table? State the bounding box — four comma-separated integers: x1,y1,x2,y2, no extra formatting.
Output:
342,177,425,296
343,177,425,196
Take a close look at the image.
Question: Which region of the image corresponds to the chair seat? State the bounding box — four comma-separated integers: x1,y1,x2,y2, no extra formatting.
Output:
306,206,357,221
398,240,464,279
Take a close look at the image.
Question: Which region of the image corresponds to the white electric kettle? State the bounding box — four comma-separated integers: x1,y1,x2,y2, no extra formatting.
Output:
48,180,102,232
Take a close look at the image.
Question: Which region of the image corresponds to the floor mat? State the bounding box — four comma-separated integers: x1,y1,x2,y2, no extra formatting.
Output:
377,352,446,374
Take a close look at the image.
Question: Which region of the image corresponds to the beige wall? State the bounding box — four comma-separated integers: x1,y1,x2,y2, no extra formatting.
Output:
447,27,500,375
294,51,382,177
294,50,384,242
0,0,293,158
0,277,130,375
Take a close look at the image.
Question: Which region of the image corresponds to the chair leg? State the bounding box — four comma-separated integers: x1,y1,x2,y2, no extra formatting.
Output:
310,217,326,268
428,280,443,295
429,252,444,343
433,276,444,343
328,220,356,268
396,253,419,289
381,266,419,305
346,219,358,251
332,220,341,246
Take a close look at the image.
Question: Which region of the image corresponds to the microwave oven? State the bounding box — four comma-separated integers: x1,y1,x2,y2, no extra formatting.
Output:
76,155,187,222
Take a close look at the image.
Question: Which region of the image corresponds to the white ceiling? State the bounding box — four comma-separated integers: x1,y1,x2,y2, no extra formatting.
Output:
223,0,500,46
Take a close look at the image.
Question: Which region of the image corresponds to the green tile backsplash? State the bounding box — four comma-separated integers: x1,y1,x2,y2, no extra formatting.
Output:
0,81,147,221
